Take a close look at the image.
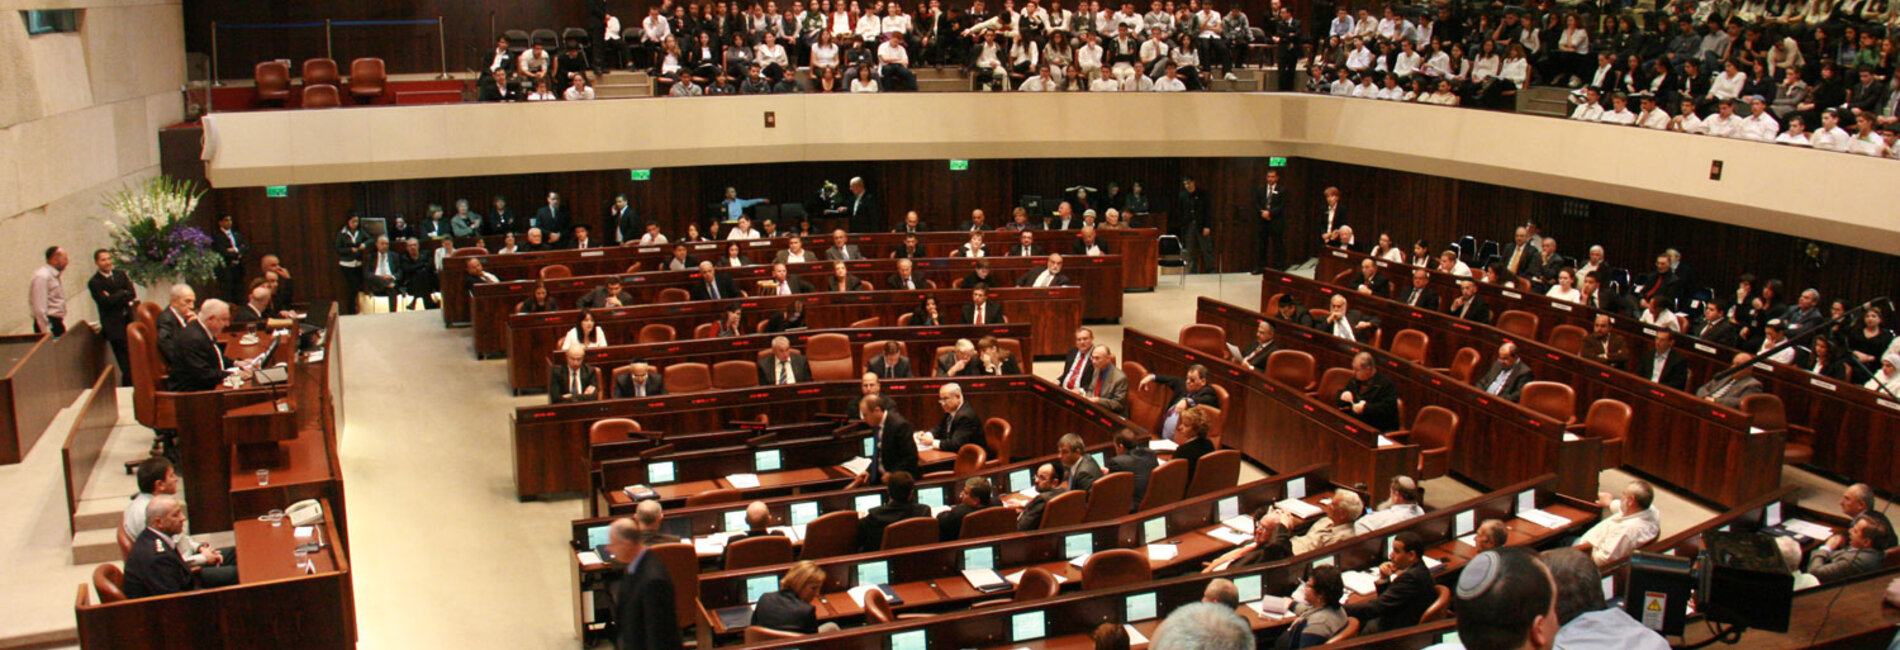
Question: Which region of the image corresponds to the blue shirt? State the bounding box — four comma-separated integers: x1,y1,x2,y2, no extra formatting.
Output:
724,198,766,220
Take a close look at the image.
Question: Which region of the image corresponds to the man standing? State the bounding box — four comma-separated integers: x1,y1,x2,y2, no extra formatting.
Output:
845,177,880,233
335,214,369,313
532,191,566,245
606,517,682,650
28,246,69,336
211,214,249,301
1057,328,1096,391
1177,177,1215,273
860,394,918,485
88,249,136,384
1253,169,1285,274
609,194,641,245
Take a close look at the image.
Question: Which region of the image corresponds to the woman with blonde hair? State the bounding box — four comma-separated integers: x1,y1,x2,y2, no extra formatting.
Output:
752,560,840,634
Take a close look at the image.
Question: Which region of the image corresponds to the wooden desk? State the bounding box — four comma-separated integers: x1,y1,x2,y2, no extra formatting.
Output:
0,326,106,464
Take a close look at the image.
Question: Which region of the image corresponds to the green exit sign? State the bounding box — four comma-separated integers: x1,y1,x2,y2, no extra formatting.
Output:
629,169,652,181
1268,157,1288,168
264,185,288,198
948,160,970,171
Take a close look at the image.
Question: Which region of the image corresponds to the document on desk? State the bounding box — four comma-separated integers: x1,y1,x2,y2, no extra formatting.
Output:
1221,514,1255,533
1145,544,1180,561
845,585,881,607
1342,570,1379,596
1780,518,1836,540
962,569,1010,592
577,551,604,566
1149,439,1179,453
840,457,872,474
1247,595,1295,618
1515,508,1571,530
694,532,742,555
1207,527,1252,546
1125,625,1150,646
1376,435,1395,447
1275,498,1325,519
726,473,762,489
1422,555,1443,571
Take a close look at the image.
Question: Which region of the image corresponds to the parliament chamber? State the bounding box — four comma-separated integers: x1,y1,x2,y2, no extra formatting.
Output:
10,1,1900,647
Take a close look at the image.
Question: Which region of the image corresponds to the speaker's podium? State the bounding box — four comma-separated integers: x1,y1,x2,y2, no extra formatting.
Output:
223,396,296,469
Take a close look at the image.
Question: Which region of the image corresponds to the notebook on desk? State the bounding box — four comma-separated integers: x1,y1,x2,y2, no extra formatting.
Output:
715,605,753,630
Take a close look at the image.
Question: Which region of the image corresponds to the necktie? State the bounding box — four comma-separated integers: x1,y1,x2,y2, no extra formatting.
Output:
1093,374,1104,397
905,278,914,289
1508,246,1523,272
1063,352,1087,390
635,378,645,397
1651,354,1665,382
778,361,789,385
1334,317,1355,342
1712,378,1736,398
976,304,984,323
708,282,720,299
1408,289,1421,306
1487,367,1512,395
1459,301,1471,318
571,369,581,397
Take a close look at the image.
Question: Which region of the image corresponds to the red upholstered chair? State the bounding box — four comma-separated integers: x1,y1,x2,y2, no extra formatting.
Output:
1387,329,1429,365
926,444,987,477
1422,586,1453,622
300,84,341,108
1520,381,1577,425
1038,491,1089,529
1310,367,1353,400
538,264,573,280
1495,310,1540,339
1080,549,1151,590
637,324,675,343
1178,324,1229,359
254,61,291,105
1082,472,1134,522
722,535,794,570
93,565,126,604
624,262,643,273
880,517,940,550
656,288,691,303
850,316,880,328
1184,449,1241,498
746,626,805,642
1547,324,1588,355
686,487,743,506
1739,393,1814,465
896,312,914,326
116,526,133,559
1136,459,1188,512
800,511,859,560
974,567,1060,607
1266,349,1317,390
1386,406,1458,480
1442,347,1483,382
711,360,759,389
302,58,340,86
693,322,720,339
984,418,1013,466
348,57,386,102
126,322,163,428
805,333,855,380
1569,399,1633,469
646,542,699,629
589,418,646,445
955,506,1013,539
1330,618,1362,643
662,362,711,393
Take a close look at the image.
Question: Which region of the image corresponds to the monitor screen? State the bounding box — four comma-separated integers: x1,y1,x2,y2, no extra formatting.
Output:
920,486,947,509
649,461,676,484
1314,555,1336,568
1143,517,1167,544
586,525,610,549
755,449,783,472
1219,497,1241,521
723,510,748,532
1009,469,1032,492
1289,476,1307,500
1455,510,1476,537
964,546,995,571
862,436,877,458
1235,574,1262,602
790,501,820,526
1126,592,1159,622
1092,451,1107,467
1516,490,1536,513
858,560,890,586
1601,576,1616,601
746,575,778,603
1064,533,1093,559
855,494,881,514
891,630,927,650
1765,502,1783,527
1011,612,1046,642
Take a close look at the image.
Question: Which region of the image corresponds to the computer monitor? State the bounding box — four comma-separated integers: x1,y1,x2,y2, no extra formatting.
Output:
963,546,995,571
755,449,783,472
745,575,779,603
1126,592,1159,622
648,461,676,484
857,560,890,586
789,501,820,526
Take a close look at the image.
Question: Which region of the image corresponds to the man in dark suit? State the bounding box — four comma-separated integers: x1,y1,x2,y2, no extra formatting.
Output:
1501,226,1538,278
857,471,929,551
936,340,981,377
861,395,919,485
758,336,814,385
609,194,642,244
605,518,683,650
1346,258,1390,297
763,263,816,296
1008,231,1041,257
532,191,567,245
579,277,634,310
1057,433,1103,493
1633,329,1690,390
231,286,274,327
891,211,924,234
890,234,926,260
824,229,866,261
1138,364,1223,439
937,476,996,540
1274,294,1317,329
1321,294,1380,344
1015,463,1067,531
1253,169,1285,274
1015,254,1072,288
1473,342,1535,402
1344,531,1437,633
1337,352,1401,431
1177,177,1215,273
691,262,741,300
1447,280,1491,323
166,301,243,392
87,249,137,385
1072,227,1109,256
1580,315,1631,370
362,236,403,312
1694,352,1765,408
1396,269,1440,309
123,496,195,598
843,177,880,233
210,214,249,301
1577,271,1617,313
567,224,599,250
866,342,912,379
1694,302,1743,348
1237,320,1282,372
961,286,1005,324
1054,328,1096,392
1527,238,1570,291
155,284,195,361
916,382,986,455
885,258,932,290
1637,253,1682,310
612,361,665,399
1105,429,1160,509
550,346,600,403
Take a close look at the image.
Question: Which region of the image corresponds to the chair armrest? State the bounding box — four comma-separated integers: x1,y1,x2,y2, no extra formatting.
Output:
1384,430,1413,442
923,470,957,479
1565,422,1587,433
972,597,1015,608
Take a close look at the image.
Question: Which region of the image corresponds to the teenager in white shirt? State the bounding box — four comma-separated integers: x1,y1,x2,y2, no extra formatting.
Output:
1392,39,1423,79
1775,118,1813,145
1810,109,1853,152
1738,95,1781,141
1598,92,1636,124
563,75,595,100
1153,62,1187,91
1089,65,1121,91
1635,95,1672,129
1703,99,1746,138
1570,88,1605,120
1019,64,1060,90
1668,99,1708,133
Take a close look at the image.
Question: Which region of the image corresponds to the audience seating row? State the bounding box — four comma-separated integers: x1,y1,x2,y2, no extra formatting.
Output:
253,58,386,108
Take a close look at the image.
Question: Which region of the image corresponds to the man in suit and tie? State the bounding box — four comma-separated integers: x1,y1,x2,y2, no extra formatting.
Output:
758,336,814,385
962,209,989,232
692,261,741,300
231,286,275,327
1344,531,1437,633
1502,226,1538,278
1084,345,1130,415
1397,269,1440,309
1106,429,1160,508
87,249,137,385
1009,231,1040,257
857,471,929,551
1237,321,1281,372
1177,178,1215,273
612,361,665,398
567,224,599,249
609,194,642,244
1473,342,1535,402
763,263,815,296
1580,315,1631,370
211,214,249,301
885,258,932,290
155,284,195,361
962,286,1005,324
578,277,634,310
1447,280,1490,323
824,229,865,261
1055,328,1097,392
915,382,987,455
1045,202,1081,230
166,300,246,392
1058,433,1103,493
1528,237,1569,291
890,233,925,259
1337,352,1401,431
1638,253,1682,309
1322,294,1380,343
937,339,981,377
1253,170,1285,274
937,476,996,540
1347,258,1389,297
891,211,924,234
1072,227,1109,256
844,177,880,233
605,517,683,650
1577,271,1616,313
362,236,404,312
1694,302,1743,348
1634,329,1690,390
1015,463,1068,531
1694,352,1765,408
1139,364,1223,440
859,394,919,485
532,191,567,245
549,345,600,403
867,342,912,379
1017,254,1072,288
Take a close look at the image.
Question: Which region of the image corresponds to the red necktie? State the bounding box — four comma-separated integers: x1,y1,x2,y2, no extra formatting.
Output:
1064,354,1087,389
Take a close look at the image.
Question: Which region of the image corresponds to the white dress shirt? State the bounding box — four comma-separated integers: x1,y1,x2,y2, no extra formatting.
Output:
1580,505,1661,566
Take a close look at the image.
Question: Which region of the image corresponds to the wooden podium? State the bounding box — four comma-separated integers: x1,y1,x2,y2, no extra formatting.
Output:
223,397,297,469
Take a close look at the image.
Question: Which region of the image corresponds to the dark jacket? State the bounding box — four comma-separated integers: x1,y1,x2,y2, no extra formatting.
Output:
613,373,665,399
615,552,683,650
757,353,814,385
1339,372,1401,432
1473,361,1535,402
1016,487,1069,531
867,354,912,379
123,528,193,599
1065,454,1104,493
165,321,232,392
1633,348,1690,390
691,274,742,300
549,364,600,403
1344,561,1435,632
578,288,635,310
857,500,931,552
1173,436,1216,478
1448,295,1490,323
88,270,136,341
1015,268,1071,287
1395,285,1440,310
751,590,819,634
934,404,986,455
1107,447,1160,508
962,301,1006,324
870,412,920,484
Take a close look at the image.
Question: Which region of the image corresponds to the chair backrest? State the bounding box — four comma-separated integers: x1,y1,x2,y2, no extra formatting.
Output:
1082,472,1134,522
254,61,291,99
624,262,644,273
896,312,914,326
693,322,720,339
116,526,133,559
881,516,940,550
984,418,1013,465
801,511,860,559
562,26,591,45
1448,347,1483,383
539,264,573,280
126,322,159,428
637,324,676,344
861,341,891,374
723,535,794,570
746,626,805,642
531,28,560,47
348,57,386,95
1740,393,1788,430
93,564,126,604
711,360,760,389
1422,585,1453,622
806,333,855,381
1314,367,1354,399
1494,310,1540,339
301,83,341,108
951,444,988,475
1039,490,1089,529
1080,549,1152,590
656,287,691,303
851,316,881,328
1137,459,1189,511
1265,349,1316,390
1582,399,1633,442
864,584,897,623
647,542,699,628
1547,324,1589,355
1410,406,1459,451
302,57,339,85
685,486,742,506
1178,324,1229,358
589,418,642,445
959,506,1016,539
1184,449,1242,498
1013,568,1062,602
503,29,531,52
663,362,711,392
1388,329,1429,365
1520,381,1576,424
134,301,161,334
1330,617,1363,643
1124,361,1167,431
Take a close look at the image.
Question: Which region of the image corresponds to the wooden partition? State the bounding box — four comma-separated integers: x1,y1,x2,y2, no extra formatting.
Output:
1263,263,1779,507
511,376,1133,499
61,366,120,534
0,326,107,464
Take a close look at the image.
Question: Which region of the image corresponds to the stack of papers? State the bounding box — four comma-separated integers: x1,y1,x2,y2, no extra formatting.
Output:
1422,555,1444,571
1276,498,1325,519
1780,518,1836,540
1221,514,1255,533
845,585,880,607
1208,527,1253,546
1145,544,1179,561
1248,595,1295,617
1516,509,1571,530
962,569,1010,592
576,551,604,566
1069,554,1091,568
840,457,872,474
726,474,762,489
1150,439,1180,452
693,533,741,555
1376,435,1395,447
1124,625,1150,645
1341,570,1379,596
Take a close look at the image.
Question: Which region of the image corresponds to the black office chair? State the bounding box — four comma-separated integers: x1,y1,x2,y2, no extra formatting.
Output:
1477,240,1500,266
531,28,559,49
1158,234,1187,287
1457,235,1477,262
504,29,531,56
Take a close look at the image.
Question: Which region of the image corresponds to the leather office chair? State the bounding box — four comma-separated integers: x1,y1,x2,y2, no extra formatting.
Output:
863,585,899,623
348,58,386,102
637,324,675,343
1547,324,1588,355
1309,307,1332,323
880,517,940,550
975,567,1060,607
1329,617,1362,643
1311,367,1353,400
254,61,291,105
896,312,914,326
1330,268,1358,285
1422,586,1453,622
539,264,573,280
590,418,646,446
1136,459,1188,512
805,333,855,381
850,316,881,328
711,360,759,389
1520,381,1577,425
959,506,1016,539
126,322,161,429
302,58,340,86
930,345,955,376
926,444,987,478
693,322,720,339
723,535,794,570
92,564,126,604
1569,399,1632,469
662,362,711,392
1202,404,1227,449
745,626,805,642
1125,361,1166,429
1495,310,1540,340
801,511,859,560
1178,324,1229,359
1080,549,1151,590
656,288,691,303
1081,472,1133,522
1184,449,1241,498
1386,406,1458,480
116,525,133,559
686,487,743,506
860,341,894,374
624,262,643,274
134,301,160,335
1443,347,1483,383
1388,329,1429,365
300,84,341,108
983,418,1013,466
1740,393,1813,465
1038,491,1088,529
646,542,699,628
1266,350,1317,390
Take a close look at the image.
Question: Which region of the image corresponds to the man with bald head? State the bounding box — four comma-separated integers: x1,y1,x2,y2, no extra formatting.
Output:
757,336,813,385
232,285,274,326
123,496,196,598
692,260,741,300
633,500,680,546
549,345,600,404
155,284,197,360
914,382,986,455
1085,345,1129,416
1693,352,1765,408
166,299,250,391
613,361,665,398
607,516,683,649
1474,342,1535,402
